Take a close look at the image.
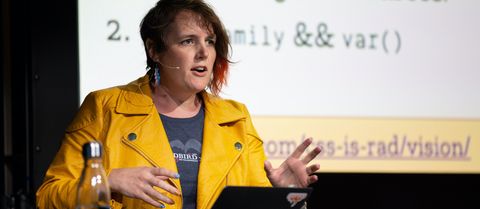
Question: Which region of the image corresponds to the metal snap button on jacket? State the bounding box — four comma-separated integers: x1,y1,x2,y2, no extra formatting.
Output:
127,133,137,141
234,142,242,151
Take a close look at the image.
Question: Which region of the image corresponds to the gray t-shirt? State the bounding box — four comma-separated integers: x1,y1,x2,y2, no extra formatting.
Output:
160,107,204,209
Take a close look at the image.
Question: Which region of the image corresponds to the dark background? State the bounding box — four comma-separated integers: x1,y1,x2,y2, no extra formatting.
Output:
1,0,479,208
2,0,78,208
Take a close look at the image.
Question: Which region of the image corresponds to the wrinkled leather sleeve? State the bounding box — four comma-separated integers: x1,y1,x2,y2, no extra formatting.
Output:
36,91,110,209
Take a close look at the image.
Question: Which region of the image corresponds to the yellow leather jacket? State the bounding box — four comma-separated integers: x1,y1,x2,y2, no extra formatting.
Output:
36,75,271,209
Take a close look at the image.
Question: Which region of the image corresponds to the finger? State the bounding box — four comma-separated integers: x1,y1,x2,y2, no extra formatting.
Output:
301,146,321,164
143,183,175,205
156,175,170,180
151,167,180,179
264,160,273,176
292,165,309,187
290,138,313,158
137,189,166,208
307,174,318,185
306,164,320,175
150,177,180,196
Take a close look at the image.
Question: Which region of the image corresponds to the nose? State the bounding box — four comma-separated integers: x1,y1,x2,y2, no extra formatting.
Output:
195,42,209,60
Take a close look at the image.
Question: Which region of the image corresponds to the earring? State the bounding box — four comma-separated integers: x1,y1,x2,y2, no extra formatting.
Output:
154,65,161,86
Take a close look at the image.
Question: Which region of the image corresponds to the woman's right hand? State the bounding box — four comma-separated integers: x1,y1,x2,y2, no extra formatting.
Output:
108,167,181,208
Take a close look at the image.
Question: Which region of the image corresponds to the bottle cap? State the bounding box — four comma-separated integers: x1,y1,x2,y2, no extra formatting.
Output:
82,141,102,159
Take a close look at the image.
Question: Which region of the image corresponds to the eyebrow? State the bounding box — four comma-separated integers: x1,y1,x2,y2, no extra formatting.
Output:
178,33,216,40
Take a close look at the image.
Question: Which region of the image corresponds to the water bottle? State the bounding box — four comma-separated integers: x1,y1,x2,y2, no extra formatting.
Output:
75,141,111,209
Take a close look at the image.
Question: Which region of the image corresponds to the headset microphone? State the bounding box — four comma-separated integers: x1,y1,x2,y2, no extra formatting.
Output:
158,62,180,70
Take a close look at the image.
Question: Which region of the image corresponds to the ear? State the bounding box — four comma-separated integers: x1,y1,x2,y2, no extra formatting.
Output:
146,38,159,62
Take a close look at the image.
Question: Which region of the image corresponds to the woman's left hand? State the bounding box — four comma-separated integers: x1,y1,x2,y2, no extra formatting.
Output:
264,137,321,188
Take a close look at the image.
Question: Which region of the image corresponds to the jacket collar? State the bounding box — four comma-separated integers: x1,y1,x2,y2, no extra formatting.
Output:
115,75,155,114
116,74,245,124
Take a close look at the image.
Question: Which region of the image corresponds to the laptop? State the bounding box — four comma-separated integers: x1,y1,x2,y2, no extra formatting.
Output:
211,186,313,209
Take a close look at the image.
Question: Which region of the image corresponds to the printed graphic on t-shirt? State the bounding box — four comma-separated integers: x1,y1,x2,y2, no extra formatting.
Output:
171,139,202,162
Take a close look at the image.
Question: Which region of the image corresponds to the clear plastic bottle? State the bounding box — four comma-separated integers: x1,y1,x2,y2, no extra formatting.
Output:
75,141,111,209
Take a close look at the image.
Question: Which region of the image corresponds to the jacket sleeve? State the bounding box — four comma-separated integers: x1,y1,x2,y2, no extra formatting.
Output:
242,104,272,187
36,91,108,209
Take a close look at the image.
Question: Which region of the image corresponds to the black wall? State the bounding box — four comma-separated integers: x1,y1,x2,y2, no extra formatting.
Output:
3,0,79,208
2,0,479,209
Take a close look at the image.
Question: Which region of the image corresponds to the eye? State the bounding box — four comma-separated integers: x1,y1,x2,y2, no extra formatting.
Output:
206,38,216,46
180,39,194,45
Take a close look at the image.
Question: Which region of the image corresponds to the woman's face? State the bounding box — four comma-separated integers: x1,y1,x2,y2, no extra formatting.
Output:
156,10,217,95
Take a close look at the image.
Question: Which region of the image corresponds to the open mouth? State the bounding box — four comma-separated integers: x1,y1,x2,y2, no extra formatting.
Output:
192,66,207,73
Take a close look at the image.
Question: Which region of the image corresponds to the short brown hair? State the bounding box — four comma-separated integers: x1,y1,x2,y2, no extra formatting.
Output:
140,0,231,95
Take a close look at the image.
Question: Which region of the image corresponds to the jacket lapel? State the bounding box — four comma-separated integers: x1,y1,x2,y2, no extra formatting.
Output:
115,75,181,189
197,92,246,209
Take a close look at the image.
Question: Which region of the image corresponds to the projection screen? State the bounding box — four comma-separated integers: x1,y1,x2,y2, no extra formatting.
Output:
79,0,480,173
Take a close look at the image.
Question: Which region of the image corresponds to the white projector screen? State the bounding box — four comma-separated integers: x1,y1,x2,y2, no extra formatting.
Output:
79,0,480,173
